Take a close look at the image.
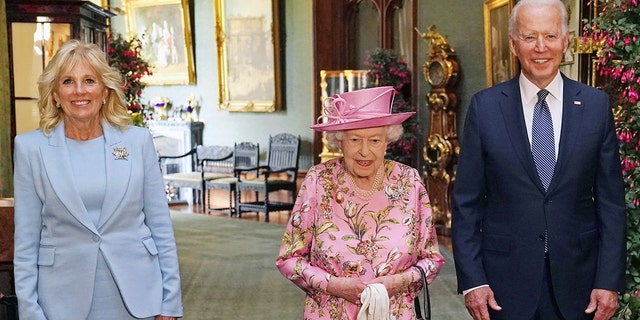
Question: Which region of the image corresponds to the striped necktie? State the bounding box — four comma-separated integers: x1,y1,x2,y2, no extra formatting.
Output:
531,89,555,191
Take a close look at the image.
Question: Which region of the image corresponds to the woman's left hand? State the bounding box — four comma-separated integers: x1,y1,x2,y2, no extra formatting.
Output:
366,273,407,297
155,316,177,320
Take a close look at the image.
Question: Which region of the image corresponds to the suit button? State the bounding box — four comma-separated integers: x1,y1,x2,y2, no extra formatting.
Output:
92,235,100,242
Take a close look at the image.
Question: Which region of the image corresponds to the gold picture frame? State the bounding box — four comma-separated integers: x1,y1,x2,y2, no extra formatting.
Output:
484,0,516,87
125,0,196,85
561,30,576,66
214,0,282,112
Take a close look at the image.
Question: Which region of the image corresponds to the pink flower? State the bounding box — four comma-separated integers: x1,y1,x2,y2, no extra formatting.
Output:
628,88,639,104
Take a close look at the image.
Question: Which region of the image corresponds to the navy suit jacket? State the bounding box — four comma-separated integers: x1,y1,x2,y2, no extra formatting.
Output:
451,75,626,319
13,122,183,319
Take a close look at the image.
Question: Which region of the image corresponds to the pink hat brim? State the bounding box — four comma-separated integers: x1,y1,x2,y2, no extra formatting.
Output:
310,112,415,132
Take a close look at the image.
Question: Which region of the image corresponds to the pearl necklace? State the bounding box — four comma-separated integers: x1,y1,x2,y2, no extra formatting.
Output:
345,166,384,200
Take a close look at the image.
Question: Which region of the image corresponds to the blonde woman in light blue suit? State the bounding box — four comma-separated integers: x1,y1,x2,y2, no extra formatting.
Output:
13,40,183,320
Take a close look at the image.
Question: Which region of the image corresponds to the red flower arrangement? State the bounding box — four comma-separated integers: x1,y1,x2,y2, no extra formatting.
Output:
583,1,640,318
107,33,153,126
364,48,418,166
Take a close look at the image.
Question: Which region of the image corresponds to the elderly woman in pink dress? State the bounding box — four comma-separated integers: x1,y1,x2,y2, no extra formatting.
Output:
276,86,445,320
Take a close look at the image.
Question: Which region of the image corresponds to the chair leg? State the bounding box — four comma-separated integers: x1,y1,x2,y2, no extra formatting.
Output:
228,187,234,216
206,189,212,213
201,181,207,209
235,188,242,218
264,191,269,223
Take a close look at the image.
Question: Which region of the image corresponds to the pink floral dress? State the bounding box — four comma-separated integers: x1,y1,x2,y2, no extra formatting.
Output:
276,158,445,320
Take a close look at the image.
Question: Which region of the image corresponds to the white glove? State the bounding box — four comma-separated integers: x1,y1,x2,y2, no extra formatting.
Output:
357,283,390,320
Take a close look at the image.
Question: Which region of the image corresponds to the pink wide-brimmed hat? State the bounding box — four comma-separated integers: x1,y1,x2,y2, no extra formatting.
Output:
310,86,415,132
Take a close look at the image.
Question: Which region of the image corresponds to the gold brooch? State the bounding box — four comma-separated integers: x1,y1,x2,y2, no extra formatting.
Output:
113,147,129,160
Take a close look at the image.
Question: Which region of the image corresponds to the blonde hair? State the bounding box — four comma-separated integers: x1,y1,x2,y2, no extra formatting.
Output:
38,39,131,134
325,124,404,150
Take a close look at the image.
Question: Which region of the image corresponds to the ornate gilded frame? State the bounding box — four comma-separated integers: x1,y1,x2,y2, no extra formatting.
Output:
124,0,196,85
483,0,516,87
214,0,282,112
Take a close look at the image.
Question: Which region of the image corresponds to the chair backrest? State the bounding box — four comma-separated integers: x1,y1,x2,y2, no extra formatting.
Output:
234,142,260,170
267,133,300,173
198,145,234,175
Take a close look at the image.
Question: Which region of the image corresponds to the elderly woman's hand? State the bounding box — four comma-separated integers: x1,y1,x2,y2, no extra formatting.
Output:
366,273,410,298
326,276,368,304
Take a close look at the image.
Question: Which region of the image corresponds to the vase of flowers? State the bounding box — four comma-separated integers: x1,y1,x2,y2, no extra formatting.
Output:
364,48,418,167
107,33,153,127
583,1,640,318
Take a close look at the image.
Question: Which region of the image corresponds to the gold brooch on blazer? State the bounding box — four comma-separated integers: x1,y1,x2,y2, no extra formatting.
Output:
113,146,129,160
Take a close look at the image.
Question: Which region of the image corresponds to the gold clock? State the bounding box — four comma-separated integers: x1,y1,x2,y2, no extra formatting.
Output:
425,59,449,88
418,25,460,233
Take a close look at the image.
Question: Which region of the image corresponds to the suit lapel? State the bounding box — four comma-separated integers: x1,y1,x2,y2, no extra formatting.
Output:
499,78,544,190
41,123,98,234
99,124,132,227
547,77,584,193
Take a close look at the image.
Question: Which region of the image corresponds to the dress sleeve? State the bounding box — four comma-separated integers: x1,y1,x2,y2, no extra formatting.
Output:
275,166,333,305
411,168,445,285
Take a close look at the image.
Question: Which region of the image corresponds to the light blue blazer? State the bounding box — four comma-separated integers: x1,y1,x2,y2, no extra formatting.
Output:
13,122,183,319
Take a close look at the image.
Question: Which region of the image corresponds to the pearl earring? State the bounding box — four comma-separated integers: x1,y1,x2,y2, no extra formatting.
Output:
56,103,61,109
102,99,106,105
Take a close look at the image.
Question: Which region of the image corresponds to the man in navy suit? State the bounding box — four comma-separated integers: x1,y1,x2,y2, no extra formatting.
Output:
451,0,626,319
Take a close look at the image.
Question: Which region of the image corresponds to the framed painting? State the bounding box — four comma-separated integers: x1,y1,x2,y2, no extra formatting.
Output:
214,0,282,112
484,0,516,87
125,0,196,85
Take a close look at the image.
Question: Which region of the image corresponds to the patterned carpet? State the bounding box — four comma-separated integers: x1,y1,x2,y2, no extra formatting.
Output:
170,211,467,320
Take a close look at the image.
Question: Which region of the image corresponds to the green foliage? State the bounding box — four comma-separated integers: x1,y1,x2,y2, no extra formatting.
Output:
583,1,640,318
364,48,418,167
107,33,153,127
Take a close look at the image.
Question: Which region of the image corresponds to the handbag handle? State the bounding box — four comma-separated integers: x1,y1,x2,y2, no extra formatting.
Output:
413,265,431,320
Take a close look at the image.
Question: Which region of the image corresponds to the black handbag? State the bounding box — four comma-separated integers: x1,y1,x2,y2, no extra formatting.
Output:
414,266,431,320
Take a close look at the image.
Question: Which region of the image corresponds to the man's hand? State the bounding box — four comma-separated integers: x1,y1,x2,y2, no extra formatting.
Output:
326,276,368,305
585,288,618,320
155,316,177,320
464,286,502,320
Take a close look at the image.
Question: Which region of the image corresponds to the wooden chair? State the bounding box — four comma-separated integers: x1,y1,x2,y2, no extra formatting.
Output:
235,133,300,222
205,142,259,216
159,145,234,207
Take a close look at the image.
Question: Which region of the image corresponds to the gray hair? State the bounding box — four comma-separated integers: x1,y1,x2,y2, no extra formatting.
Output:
509,0,568,38
325,125,404,150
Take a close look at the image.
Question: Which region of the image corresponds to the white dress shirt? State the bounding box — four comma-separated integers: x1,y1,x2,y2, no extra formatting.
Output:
520,72,563,160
